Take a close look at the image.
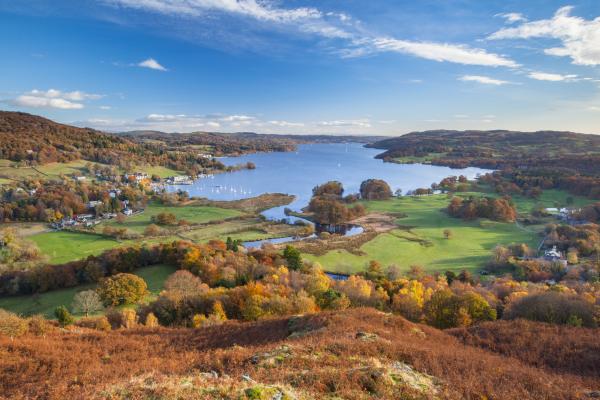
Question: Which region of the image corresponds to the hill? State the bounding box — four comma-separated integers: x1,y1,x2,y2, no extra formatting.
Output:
369,129,600,175
0,111,144,166
1,308,597,399
121,130,384,156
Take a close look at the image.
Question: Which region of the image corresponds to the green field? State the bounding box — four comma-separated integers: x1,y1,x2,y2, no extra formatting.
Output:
0,159,182,183
30,231,182,264
304,195,539,274
0,159,93,181
0,264,177,318
509,189,593,214
142,165,183,178
31,231,127,264
100,203,243,233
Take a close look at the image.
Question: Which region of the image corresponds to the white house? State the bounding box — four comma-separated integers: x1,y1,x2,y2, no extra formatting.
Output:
88,200,103,208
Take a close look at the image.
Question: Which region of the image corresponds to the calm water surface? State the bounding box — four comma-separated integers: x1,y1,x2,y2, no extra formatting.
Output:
169,143,490,220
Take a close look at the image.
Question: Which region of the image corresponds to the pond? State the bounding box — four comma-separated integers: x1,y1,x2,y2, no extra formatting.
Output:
169,142,490,222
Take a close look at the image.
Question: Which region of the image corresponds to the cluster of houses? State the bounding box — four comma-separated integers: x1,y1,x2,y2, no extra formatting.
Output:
50,194,138,230
544,207,582,224
164,175,194,185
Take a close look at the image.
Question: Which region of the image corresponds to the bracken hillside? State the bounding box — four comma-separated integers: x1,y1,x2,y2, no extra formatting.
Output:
1,308,598,400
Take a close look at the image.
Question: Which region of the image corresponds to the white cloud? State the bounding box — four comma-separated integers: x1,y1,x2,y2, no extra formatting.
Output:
8,89,103,110
459,75,512,85
99,105,112,110
220,114,256,122
105,0,322,23
318,119,371,128
106,0,518,68
587,106,600,112
528,71,578,82
353,38,519,67
13,95,83,110
489,6,600,66
138,58,168,71
86,112,371,133
268,120,305,128
495,13,527,24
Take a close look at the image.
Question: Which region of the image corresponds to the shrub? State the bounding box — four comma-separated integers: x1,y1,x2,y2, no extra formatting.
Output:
76,316,112,332
504,291,597,327
97,273,148,306
145,312,159,328
28,315,50,336
0,309,28,338
151,212,178,226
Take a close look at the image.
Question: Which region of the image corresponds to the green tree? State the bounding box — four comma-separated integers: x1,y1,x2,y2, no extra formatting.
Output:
54,305,75,327
283,245,303,271
97,273,148,306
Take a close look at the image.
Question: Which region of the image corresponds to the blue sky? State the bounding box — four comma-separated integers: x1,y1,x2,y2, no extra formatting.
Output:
0,0,599,135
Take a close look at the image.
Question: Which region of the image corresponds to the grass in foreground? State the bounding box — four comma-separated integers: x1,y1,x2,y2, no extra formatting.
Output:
0,264,177,318
304,194,538,274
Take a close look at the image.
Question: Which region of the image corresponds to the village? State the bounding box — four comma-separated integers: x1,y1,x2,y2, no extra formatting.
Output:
49,171,200,231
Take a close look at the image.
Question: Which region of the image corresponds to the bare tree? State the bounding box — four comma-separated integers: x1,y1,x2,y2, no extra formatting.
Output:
72,290,103,317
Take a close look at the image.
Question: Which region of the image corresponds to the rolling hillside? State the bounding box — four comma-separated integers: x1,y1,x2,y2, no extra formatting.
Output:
1,308,597,399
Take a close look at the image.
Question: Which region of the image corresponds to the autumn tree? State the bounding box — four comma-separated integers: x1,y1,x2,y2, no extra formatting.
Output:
97,273,148,306
360,179,393,200
151,212,178,226
164,270,208,300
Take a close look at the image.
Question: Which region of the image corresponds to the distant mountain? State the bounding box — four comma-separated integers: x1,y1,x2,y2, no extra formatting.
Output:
368,129,600,174
120,129,385,144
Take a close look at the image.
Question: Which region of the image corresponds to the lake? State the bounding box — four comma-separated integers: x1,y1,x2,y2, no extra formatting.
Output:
168,143,490,220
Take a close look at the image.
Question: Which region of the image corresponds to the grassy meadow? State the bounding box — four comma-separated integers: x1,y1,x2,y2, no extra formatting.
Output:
304,194,540,274
0,159,182,184
99,203,242,233
0,264,177,318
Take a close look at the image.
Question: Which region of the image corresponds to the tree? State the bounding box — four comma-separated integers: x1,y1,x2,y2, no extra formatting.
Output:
211,301,228,322
97,273,148,306
164,270,207,300
72,290,103,317
443,229,453,239
360,179,393,200
445,271,457,285
283,245,303,271
151,212,178,226
144,224,162,237
54,305,75,327
312,181,344,198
